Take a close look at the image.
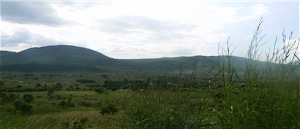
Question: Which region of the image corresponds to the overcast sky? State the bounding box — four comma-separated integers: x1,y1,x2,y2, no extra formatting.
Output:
1,0,299,59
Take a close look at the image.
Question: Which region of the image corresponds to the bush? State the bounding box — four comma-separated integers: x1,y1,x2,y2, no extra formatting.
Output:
76,79,96,83
23,94,34,103
95,87,105,93
78,100,92,107
47,88,55,96
124,99,197,129
59,100,68,108
36,83,41,87
59,96,75,109
71,117,88,129
100,104,118,115
13,100,33,115
0,81,4,87
1,93,19,104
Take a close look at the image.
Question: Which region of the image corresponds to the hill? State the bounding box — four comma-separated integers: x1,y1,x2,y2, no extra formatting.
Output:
5,45,112,64
0,45,255,73
0,45,115,72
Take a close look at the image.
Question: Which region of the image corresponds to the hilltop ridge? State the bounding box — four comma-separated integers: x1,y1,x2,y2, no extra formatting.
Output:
0,45,254,73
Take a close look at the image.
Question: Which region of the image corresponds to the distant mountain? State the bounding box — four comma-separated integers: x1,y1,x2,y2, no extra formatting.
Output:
0,45,258,73
0,51,18,63
15,45,112,64
0,51,18,56
0,45,114,72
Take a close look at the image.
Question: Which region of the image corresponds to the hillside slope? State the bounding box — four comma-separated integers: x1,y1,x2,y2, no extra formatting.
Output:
0,45,258,73
1,45,114,72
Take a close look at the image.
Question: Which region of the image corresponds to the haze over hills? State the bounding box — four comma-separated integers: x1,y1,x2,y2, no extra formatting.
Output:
0,45,253,73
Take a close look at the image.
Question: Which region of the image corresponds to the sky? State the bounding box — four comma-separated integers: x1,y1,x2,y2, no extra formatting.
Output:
1,0,299,59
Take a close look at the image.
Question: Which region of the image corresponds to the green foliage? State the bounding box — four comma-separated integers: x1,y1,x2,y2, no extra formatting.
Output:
78,100,92,107
67,95,75,107
100,104,118,115
76,79,96,83
13,100,33,115
59,95,75,109
122,90,212,129
47,88,55,96
16,85,23,88
103,80,125,91
103,79,149,91
0,93,19,104
0,81,4,87
95,87,105,93
47,83,63,96
24,73,34,77
36,83,41,87
23,94,34,103
59,100,68,108
71,117,89,129
54,83,63,90
212,18,300,128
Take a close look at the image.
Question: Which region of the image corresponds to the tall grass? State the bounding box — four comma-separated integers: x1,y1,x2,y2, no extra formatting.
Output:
119,17,300,128
213,18,300,128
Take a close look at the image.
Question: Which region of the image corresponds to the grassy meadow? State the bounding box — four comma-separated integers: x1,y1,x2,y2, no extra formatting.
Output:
0,65,299,129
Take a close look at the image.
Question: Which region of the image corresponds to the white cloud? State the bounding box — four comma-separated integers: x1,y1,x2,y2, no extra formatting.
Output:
1,29,31,44
1,2,67,26
253,4,267,15
1,27,74,51
1,1,296,59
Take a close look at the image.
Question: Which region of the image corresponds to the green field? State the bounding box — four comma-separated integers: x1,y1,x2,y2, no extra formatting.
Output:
0,68,299,129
